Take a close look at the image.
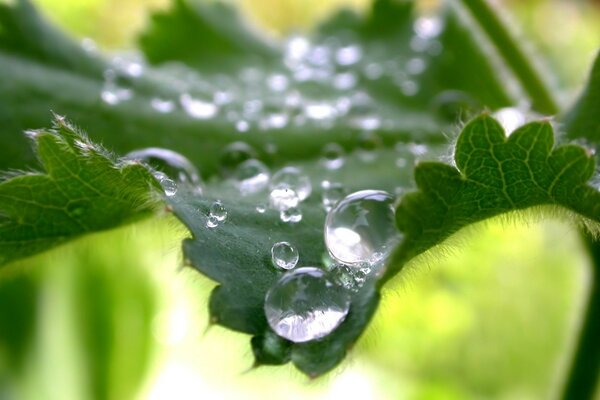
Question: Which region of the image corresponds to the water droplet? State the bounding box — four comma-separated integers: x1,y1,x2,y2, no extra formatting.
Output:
233,159,270,195
267,74,289,92
321,143,345,170
101,84,132,106
235,120,250,133
126,147,202,190
209,200,227,222
256,204,267,213
206,215,219,228
406,57,427,75
271,242,299,270
364,63,383,80
280,206,302,223
153,171,177,197
335,45,362,66
180,93,218,119
304,103,337,120
399,80,419,96
264,267,350,343
270,166,312,201
321,181,345,211
357,131,382,162
325,190,400,266
330,263,370,292
333,72,357,91
493,107,526,135
151,98,176,114
413,16,443,39
269,187,299,211
220,142,257,175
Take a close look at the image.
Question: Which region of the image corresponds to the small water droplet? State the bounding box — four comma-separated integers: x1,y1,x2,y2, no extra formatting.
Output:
101,84,132,106
256,204,267,213
154,171,178,197
271,241,299,270
399,80,419,97
235,120,250,133
267,74,289,92
233,159,270,195
127,147,202,192
280,206,302,223
321,143,345,170
330,263,370,292
364,63,383,80
264,267,350,343
269,187,299,211
325,190,400,266
206,215,219,228
413,16,443,39
220,142,257,175
270,166,312,201
304,103,337,121
406,57,427,75
321,181,345,211
335,45,362,66
333,72,357,91
357,131,382,162
180,93,218,119
151,98,176,114
209,200,227,222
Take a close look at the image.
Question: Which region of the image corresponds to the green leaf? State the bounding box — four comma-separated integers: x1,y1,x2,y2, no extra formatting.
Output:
0,116,159,265
385,114,600,282
139,0,278,71
565,50,600,144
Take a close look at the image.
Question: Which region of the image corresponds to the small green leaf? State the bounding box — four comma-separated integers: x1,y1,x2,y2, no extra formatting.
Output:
0,116,159,265
386,114,600,282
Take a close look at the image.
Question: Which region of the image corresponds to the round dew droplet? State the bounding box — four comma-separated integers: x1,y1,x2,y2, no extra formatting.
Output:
264,267,350,343
209,200,227,222
206,215,219,228
232,159,270,195
270,166,312,201
280,207,302,223
321,181,345,211
321,143,345,170
219,142,257,175
271,242,299,270
325,190,400,266
154,171,177,197
270,187,299,211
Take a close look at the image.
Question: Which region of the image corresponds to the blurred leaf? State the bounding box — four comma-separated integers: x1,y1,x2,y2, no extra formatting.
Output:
0,116,159,265
386,115,600,281
565,50,600,144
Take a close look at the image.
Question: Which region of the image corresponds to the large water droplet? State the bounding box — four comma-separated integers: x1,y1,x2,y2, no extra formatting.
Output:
126,147,202,190
271,241,299,270
233,159,270,195
270,166,312,201
325,190,400,266
264,267,350,343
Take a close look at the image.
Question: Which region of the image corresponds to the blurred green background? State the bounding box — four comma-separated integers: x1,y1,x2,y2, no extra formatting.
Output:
0,0,599,399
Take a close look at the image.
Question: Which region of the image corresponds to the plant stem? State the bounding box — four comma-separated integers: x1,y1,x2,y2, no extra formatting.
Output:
561,234,600,399
456,0,560,115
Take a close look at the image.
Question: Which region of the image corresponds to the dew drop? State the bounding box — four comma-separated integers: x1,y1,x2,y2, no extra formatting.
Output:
304,103,337,121
321,181,345,211
153,171,177,197
335,45,362,66
270,166,312,201
256,204,267,213
321,143,345,170
101,84,132,106
413,16,443,39
206,215,219,229
219,142,257,175
357,131,383,162
151,98,176,114
126,147,202,191
209,200,227,222
233,159,270,195
264,267,350,343
280,206,302,223
271,241,299,270
180,93,218,119
325,190,400,266
270,187,299,211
